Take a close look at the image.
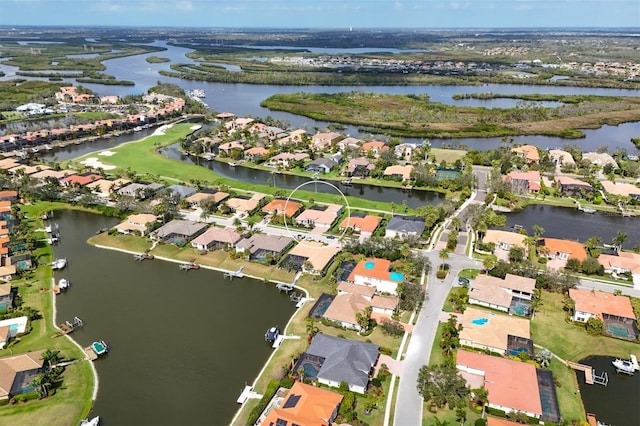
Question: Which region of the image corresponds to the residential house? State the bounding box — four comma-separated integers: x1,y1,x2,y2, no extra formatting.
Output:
394,143,418,161
190,227,242,251
339,213,382,238
9,164,51,177
117,183,153,200
347,258,404,295
0,191,18,202
268,152,309,168
537,238,587,270
277,128,307,146
323,282,398,331
60,173,102,187
152,220,208,245
548,149,576,167
86,178,130,198
345,157,375,178
503,171,540,194
302,333,379,394
294,204,342,229
256,381,343,426
337,137,363,151
0,283,13,312
0,158,20,171
185,192,229,209
305,157,339,174
600,180,640,201
569,288,636,324
512,145,540,164
554,176,593,197
482,230,528,261
311,132,341,151
468,273,536,313
385,215,426,238
218,141,244,157
30,169,76,182
283,241,341,275
456,350,546,420
262,199,303,218
235,234,294,262
114,214,158,236
224,117,254,131
598,251,640,286
582,152,618,169
243,146,269,162
383,164,414,182
224,193,265,215
362,140,388,157
460,307,532,355
167,184,197,200
0,350,45,400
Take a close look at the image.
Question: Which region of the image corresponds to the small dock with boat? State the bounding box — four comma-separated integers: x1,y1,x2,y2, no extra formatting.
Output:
224,266,244,279
179,259,200,271
133,252,154,261
85,340,109,360
567,361,608,385
57,316,83,335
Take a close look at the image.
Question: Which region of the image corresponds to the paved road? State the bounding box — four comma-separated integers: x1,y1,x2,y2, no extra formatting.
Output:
393,252,481,426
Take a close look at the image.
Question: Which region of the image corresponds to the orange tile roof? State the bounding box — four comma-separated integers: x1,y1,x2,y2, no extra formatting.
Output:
569,288,635,320
540,238,587,262
512,145,540,162
456,350,542,416
0,191,18,200
339,214,382,234
61,174,102,186
348,258,402,283
262,199,303,218
487,418,523,426
260,381,343,426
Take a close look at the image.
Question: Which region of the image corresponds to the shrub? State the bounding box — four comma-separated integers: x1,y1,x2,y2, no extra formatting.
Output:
279,377,294,388
436,269,447,279
585,317,604,335
380,318,405,337
379,346,393,356
247,380,282,425
486,406,506,417
475,419,487,426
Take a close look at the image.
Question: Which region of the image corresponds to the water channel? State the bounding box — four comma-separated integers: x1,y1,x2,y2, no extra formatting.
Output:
576,355,640,426
54,210,296,425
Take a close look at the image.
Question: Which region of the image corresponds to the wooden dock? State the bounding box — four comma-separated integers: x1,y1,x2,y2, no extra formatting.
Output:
179,259,200,271
84,346,98,361
567,361,594,384
57,317,83,336
224,266,244,279
133,252,154,261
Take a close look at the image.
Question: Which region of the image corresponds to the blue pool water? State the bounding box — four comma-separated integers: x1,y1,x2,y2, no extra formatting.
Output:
471,318,489,326
390,272,404,281
303,363,319,378
364,261,375,269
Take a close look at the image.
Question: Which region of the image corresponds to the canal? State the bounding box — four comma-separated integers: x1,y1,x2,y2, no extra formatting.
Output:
53,210,296,425
576,355,640,426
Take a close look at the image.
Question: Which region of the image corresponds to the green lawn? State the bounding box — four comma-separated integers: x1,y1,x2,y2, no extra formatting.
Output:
430,148,467,165
442,287,468,312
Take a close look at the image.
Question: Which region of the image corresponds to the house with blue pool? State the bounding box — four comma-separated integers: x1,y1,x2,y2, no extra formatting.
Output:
347,257,404,295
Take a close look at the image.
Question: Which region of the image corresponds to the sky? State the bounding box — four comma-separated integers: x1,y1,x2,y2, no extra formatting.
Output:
0,0,638,29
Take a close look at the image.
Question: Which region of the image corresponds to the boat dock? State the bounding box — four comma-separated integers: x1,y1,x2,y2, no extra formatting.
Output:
272,334,301,349
84,346,98,361
276,283,294,292
133,252,154,261
179,259,200,271
57,316,83,335
237,385,263,404
630,354,639,371
567,361,608,385
224,266,244,279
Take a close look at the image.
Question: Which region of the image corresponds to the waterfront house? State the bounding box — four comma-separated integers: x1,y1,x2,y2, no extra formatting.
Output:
282,241,340,275
0,283,13,312
503,170,540,194
362,140,388,157
0,191,18,203
598,252,640,286
344,157,375,178
152,220,207,245
385,215,426,238
511,145,540,164
537,238,587,270
548,149,575,167
114,214,158,236
0,350,45,400
600,180,640,200
337,137,363,151
224,193,265,215
190,227,242,251
456,350,545,421
468,273,536,314
323,282,398,331
86,178,130,198
305,157,339,174
262,199,303,218
166,184,197,200
267,152,309,168
301,333,379,394
242,146,269,162
554,176,593,197
311,132,342,151
582,152,618,169
235,234,294,262
383,164,414,182
339,213,382,238
218,140,244,157
294,204,341,229
459,307,532,355
481,230,528,261
347,258,404,295
569,288,636,323
256,381,343,426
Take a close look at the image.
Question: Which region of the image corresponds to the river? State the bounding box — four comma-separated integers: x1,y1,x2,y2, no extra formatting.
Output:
53,210,296,425
576,355,640,426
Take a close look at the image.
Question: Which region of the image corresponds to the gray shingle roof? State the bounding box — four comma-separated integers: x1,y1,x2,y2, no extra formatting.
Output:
386,215,426,234
307,333,379,390
154,220,207,239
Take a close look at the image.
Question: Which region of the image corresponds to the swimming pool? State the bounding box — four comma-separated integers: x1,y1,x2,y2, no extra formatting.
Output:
471,318,489,326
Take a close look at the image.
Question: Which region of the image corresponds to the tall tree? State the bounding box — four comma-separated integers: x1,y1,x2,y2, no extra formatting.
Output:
416,363,470,410
612,231,628,254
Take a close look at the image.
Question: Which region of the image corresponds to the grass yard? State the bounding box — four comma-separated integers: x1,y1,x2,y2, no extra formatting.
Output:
430,148,467,165
88,232,153,253
548,358,585,422
458,268,480,280
442,287,468,313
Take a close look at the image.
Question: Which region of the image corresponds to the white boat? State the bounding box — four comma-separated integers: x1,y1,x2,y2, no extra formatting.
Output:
80,415,100,426
133,126,143,132
202,154,214,161
228,162,237,167
58,278,70,290
612,358,635,375
51,258,67,270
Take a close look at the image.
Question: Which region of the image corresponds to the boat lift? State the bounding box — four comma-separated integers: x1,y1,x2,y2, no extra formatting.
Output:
224,266,244,280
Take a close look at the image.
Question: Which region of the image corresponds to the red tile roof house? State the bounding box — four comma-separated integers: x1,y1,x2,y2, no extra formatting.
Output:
323,282,399,331
362,140,388,157
347,258,405,295
339,214,382,238
468,273,536,313
537,238,587,271
337,136,363,151
190,227,243,251
597,251,640,287
511,144,540,164
60,173,102,187
459,306,531,355
217,140,244,157
243,146,270,162
256,381,343,426
311,131,342,151
569,288,636,326
383,164,414,182
456,350,544,420
502,171,540,194
262,199,303,219
0,191,18,203
0,350,46,401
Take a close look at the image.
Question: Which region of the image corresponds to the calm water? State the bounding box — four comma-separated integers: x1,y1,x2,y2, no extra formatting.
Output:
500,204,639,248
577,355,640,426
54,210,296,425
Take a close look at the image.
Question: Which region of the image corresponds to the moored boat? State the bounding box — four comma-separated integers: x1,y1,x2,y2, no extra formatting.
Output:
612,358,634,375
80,416,100,426
51,258,67,270
91,340,109,357
58,278,70,290
265,326,280,343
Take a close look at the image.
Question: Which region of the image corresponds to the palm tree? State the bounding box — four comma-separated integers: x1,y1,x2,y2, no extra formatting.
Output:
41,349,61,370
438,249,450,268
532,224,545,238
612,231,628,254
450,217,462,231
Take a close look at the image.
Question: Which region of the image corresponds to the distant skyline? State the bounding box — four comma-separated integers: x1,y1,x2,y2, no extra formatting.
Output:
0,0,638,29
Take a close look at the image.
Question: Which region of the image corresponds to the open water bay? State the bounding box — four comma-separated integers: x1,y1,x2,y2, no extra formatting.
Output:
53,210,295,425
